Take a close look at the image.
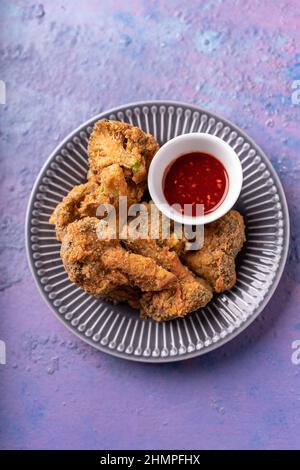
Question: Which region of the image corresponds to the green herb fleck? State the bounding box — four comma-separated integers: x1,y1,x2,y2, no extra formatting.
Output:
99,186,104,193
131,160,141,172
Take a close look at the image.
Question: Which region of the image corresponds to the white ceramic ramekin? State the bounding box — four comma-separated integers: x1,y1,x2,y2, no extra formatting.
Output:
148,133,243,225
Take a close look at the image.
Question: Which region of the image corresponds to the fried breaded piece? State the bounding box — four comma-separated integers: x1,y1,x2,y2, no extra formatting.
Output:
100,163,145,206
141,276,212,321
123,201,186,255
61,217,122,296
49,171,141,242
88,119,158,201
88,120,158,181
49,182,110,241
100,163,128,200
101,246,176,292
61,217,176,304
88,164,145,204
123,238,212,321
50,120,158,242
182,210,246,293
146,200,187,255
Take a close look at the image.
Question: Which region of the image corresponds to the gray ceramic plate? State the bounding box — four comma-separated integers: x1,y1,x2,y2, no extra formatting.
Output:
25,100,290,362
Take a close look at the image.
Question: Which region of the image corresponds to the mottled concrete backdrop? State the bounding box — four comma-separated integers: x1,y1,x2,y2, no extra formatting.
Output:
0,0,300,450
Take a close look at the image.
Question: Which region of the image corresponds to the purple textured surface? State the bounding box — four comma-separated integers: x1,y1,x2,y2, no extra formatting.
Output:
0,0,299,450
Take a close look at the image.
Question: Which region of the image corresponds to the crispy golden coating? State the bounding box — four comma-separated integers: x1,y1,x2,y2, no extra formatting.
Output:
101,246,177,292
146,200,187,255
140,276,212,321
182,210,245,293
61,217,122,297
50,119,159,241
88,120,158,181
61,218,176,306
123,201,186,255
49,169,143,242
88,119,158,201
87,166,145,205
123,238,213,321
49,182,110,241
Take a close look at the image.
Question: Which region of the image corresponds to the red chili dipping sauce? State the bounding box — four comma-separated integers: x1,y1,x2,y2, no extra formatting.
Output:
163,152,228,217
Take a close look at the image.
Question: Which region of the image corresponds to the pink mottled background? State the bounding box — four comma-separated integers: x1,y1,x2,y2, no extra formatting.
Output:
0,0,300,450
